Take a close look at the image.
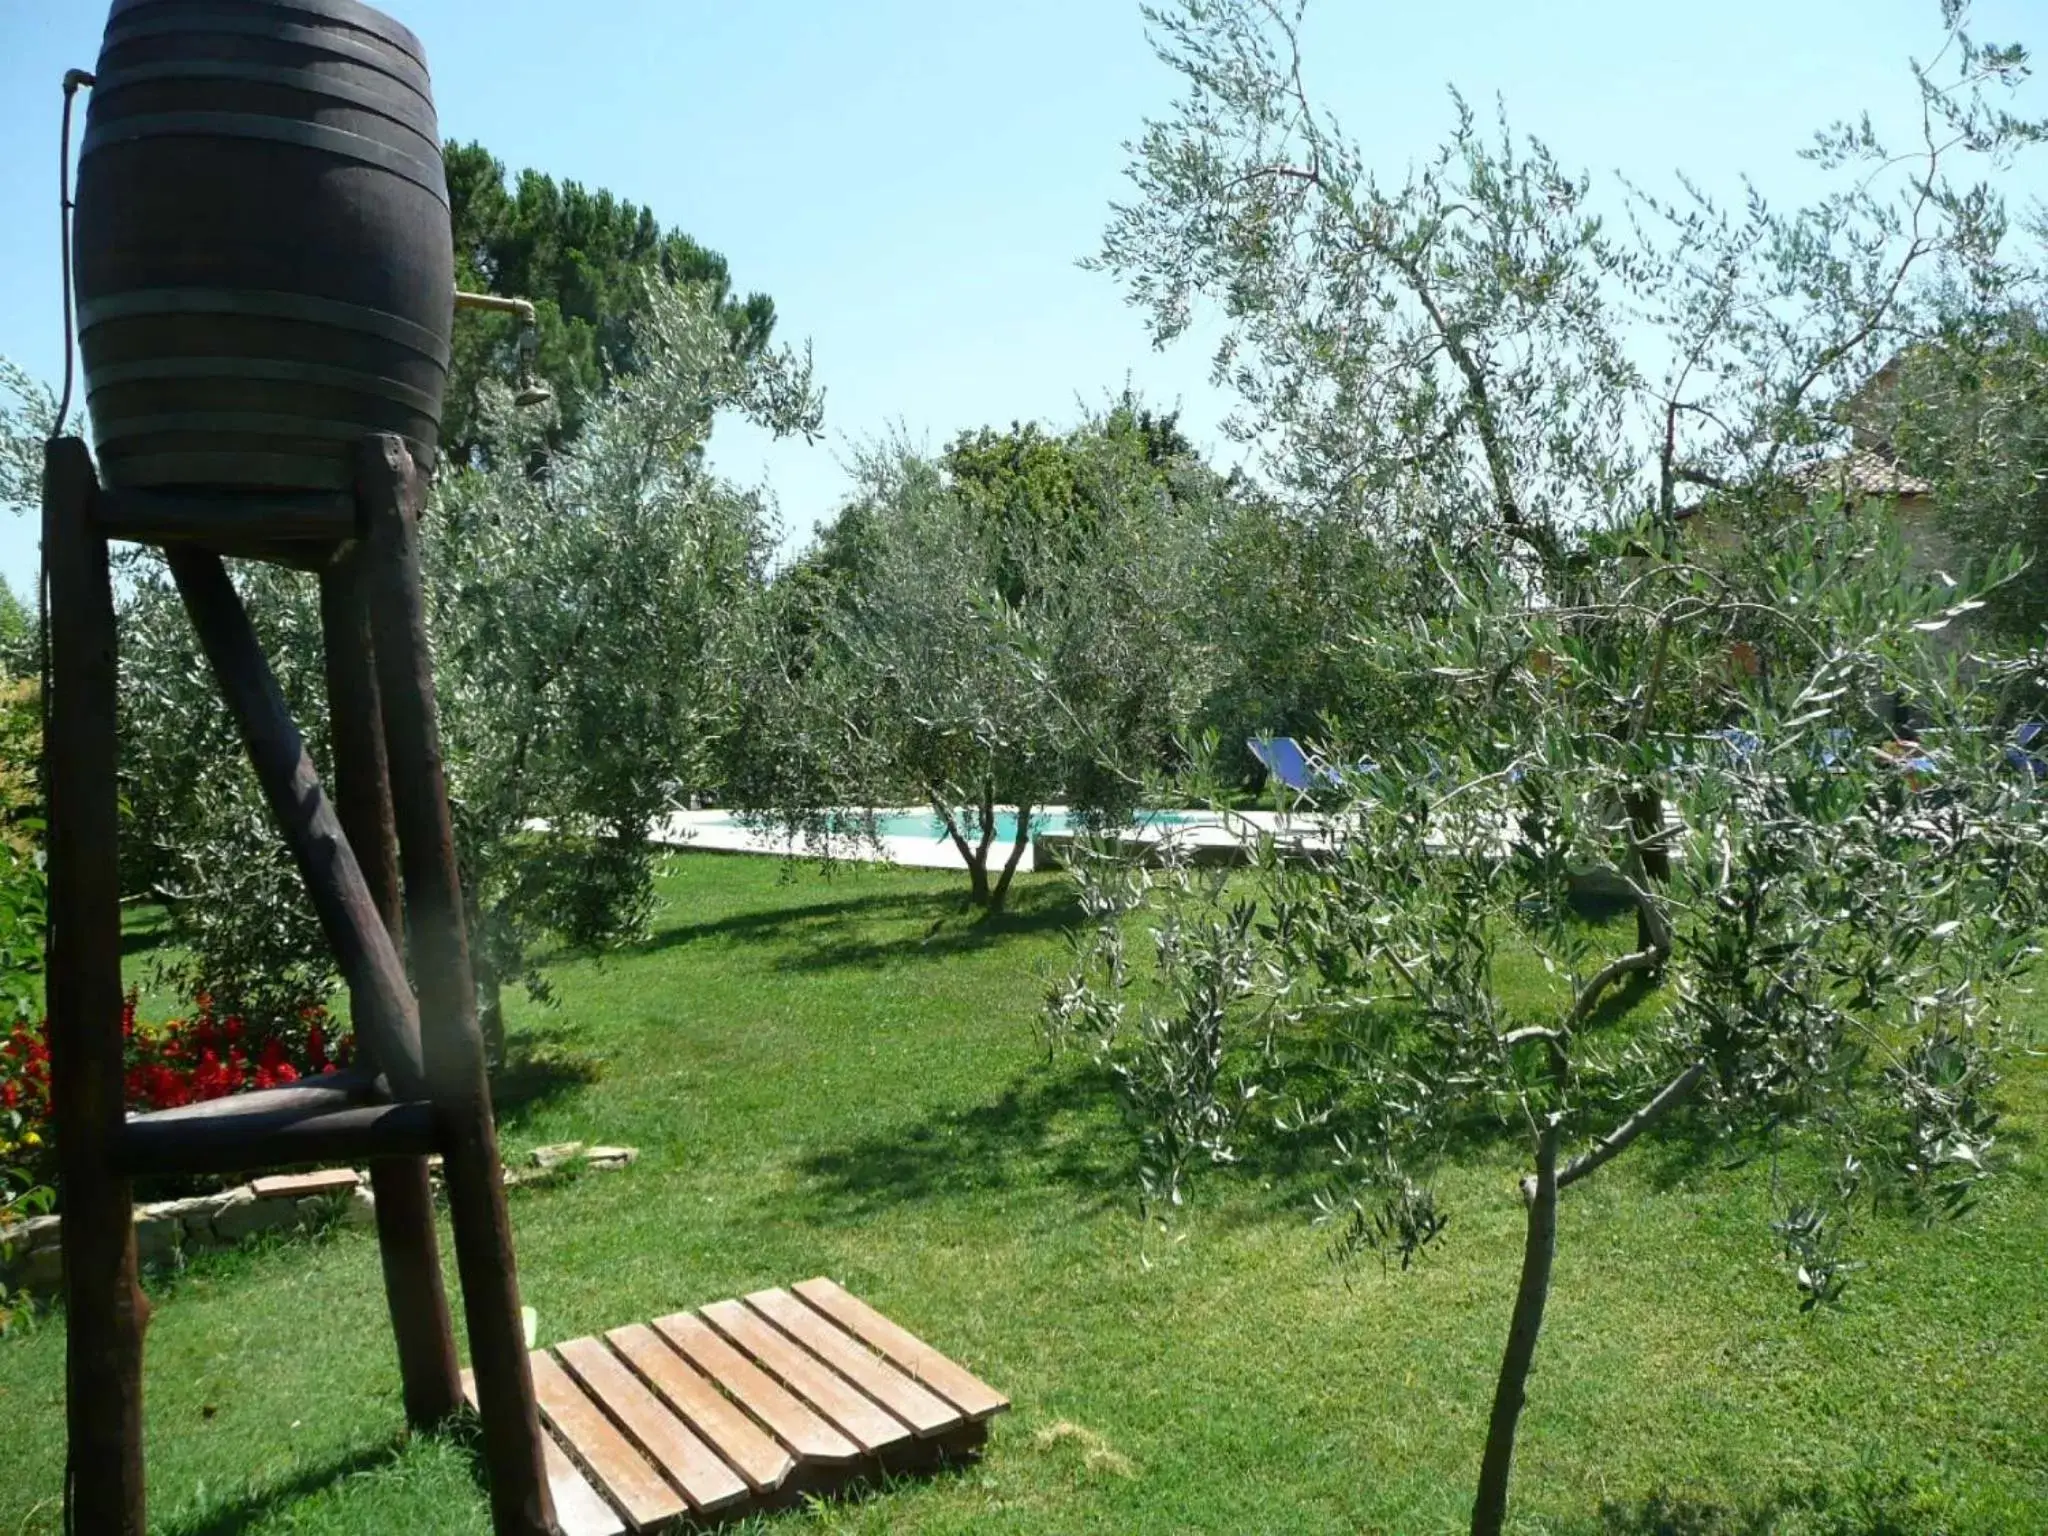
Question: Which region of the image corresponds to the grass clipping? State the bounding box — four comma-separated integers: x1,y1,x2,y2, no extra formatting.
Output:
1031,1420,1137,1480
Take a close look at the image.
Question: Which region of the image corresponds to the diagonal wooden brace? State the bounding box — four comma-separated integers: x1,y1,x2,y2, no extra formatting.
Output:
165,547,429,1100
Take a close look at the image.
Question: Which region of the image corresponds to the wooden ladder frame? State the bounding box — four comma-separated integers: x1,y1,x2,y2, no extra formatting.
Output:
41,433,560,1536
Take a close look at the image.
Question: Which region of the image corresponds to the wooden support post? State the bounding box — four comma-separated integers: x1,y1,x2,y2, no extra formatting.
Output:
357,435,558,1536
320,555,464,1431
44,437,150,1535
163,546,429,1099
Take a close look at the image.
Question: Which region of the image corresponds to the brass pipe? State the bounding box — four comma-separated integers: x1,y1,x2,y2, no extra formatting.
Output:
452,290,535,324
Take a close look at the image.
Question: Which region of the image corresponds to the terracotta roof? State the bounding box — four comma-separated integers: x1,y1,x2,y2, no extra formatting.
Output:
1792,449,1933,501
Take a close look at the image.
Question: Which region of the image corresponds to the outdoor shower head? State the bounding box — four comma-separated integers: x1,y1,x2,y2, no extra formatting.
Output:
453,288,553,410
512,324,554,409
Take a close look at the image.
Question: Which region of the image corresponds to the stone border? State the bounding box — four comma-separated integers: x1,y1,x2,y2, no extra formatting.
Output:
1,1168,373,1296
0,1144,638,1299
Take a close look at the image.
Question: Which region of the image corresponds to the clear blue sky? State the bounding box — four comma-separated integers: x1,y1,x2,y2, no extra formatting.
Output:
2,0,2042,598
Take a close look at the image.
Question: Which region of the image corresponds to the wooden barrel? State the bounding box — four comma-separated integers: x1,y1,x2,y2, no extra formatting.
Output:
73,0,452,495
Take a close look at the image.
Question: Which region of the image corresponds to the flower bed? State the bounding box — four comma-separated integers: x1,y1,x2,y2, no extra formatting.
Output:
1,992,355,1184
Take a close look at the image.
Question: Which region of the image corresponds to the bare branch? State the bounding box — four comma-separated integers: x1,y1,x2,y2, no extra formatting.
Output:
1553,1060,1709,1192
1565,944,1666,1030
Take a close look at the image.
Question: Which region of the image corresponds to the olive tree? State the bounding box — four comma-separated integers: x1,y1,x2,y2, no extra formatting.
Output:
1050,507,2048,1535
1064,2,2048,1530
1096,1,2043,565
428,277,819,1056
727,409,1212,912
1092,8,1645,575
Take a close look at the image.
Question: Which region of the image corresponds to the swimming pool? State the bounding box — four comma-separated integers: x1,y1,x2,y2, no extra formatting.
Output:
823,807,1207,843
657,805,1235,872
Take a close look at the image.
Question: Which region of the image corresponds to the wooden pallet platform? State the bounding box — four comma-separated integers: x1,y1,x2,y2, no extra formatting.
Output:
460,1277,1008,1534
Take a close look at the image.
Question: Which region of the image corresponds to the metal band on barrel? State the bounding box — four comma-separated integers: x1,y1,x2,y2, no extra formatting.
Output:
87,58,440,146
105,0,430,71
85,356,443,420
100,13,433,103
82,111,448,204
78,288,452,369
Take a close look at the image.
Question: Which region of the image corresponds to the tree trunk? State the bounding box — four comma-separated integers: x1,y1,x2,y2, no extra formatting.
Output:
987,803,1033,915
968,778,1000,906
1623,787,1671,883
1622,786,1670,955
931,793,993,907
1472,1119,1562,1536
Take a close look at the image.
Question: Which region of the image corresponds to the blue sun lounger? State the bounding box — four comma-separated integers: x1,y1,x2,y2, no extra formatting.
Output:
2008,722,2047,782
1249,736,1376,792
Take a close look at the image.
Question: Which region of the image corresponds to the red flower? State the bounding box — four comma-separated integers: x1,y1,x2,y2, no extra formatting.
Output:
6,991,348,1147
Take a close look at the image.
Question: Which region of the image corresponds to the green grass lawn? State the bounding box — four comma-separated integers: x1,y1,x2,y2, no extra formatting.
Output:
3,852,2045,1534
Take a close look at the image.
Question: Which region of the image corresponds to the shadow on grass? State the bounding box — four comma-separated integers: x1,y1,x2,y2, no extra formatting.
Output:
721,1450,989,1534
790,1062,1139,1223
1578,968,1664,1032
781,1003,1734,1239
626,880,1084,974
627,887,956,956
780,890,1083,973
490,1037,605,1129
159,1435,416,1536
121,922,170,958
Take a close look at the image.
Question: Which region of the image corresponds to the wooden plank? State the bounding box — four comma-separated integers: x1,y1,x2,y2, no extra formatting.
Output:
556,1336,749,1514
250,1168,361,1199
527,1351,686,1529
464,1370,625,1536
607,1324,795,1492
699,1298,914,1456
792,1278,1010,1421
744,1288,958,1437
651,1312,860,1466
